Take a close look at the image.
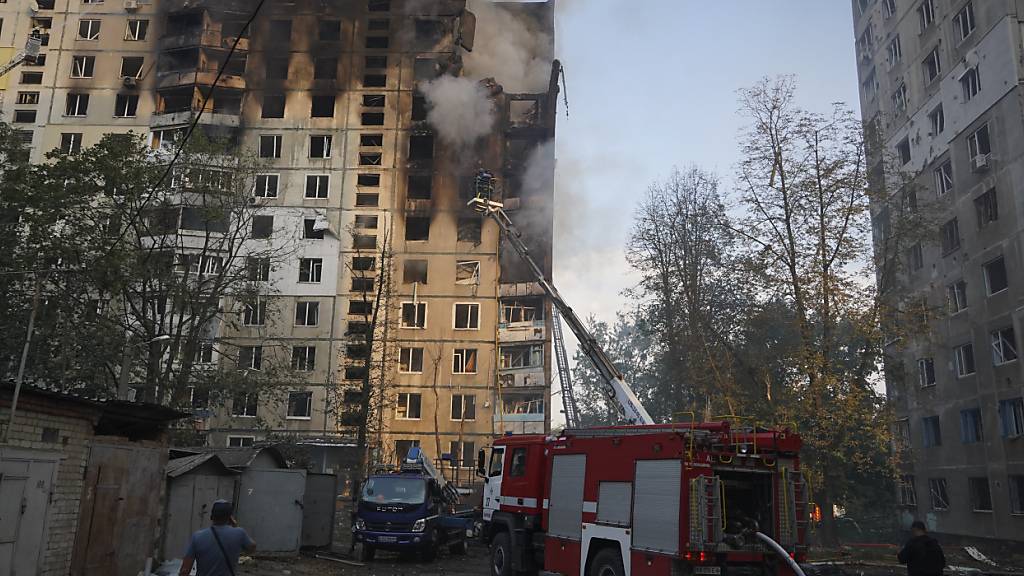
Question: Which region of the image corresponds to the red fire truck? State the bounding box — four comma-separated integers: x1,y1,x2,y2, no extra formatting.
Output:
469,185,808,576
477,423,807,576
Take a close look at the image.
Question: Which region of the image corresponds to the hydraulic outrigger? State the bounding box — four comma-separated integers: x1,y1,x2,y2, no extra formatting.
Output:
468,172,653,425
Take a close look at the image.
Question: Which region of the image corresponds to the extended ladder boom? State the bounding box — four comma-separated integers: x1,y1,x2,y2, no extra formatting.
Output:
469,191,654,425
0,34,41,79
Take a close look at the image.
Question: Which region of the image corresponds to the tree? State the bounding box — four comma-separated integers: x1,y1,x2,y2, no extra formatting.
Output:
626,167,749,418
730,76,891,545
0,126,298,418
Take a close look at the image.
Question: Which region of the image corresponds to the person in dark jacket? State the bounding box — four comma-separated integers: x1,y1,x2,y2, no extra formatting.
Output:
898,521,946,576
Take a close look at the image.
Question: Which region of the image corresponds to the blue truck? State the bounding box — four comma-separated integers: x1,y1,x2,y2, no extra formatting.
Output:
353,447,475,562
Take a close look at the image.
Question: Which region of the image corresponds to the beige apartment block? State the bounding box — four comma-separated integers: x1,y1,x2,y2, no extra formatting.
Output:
0,0,556,467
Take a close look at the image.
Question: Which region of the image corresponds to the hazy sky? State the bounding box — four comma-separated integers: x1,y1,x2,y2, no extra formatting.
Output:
551,0,862,330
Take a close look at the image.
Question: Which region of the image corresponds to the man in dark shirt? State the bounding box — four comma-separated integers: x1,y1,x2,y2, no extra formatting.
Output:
898,521,946,576
179,500,256,576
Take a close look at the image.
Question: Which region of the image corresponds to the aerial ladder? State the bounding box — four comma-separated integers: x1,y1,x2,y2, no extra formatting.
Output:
469,171,654,425
551,308,581,428
0,32,42,79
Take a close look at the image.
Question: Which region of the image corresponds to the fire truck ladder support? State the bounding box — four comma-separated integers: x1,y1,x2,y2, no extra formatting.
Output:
551,308,581,428
0,32,41,79
469,192,654,425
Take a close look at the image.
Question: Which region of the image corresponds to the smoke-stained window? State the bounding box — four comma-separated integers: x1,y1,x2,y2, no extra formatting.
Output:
319,20,341,41
266,56,289,80
311,94,335,118
314,57,337,80
262,93,285,118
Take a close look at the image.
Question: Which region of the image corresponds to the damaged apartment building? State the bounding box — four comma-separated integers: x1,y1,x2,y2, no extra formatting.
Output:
853,0,1023,542
0,0,558,462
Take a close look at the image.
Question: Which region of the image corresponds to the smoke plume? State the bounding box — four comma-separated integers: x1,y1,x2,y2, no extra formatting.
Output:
464,0,554,92
420,75,495,147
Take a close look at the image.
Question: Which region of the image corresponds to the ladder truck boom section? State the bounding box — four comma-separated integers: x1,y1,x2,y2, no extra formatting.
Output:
0,33,41,79
468,187,653,425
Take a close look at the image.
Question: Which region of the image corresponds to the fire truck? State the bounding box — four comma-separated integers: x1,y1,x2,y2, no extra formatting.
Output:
468,183,809,576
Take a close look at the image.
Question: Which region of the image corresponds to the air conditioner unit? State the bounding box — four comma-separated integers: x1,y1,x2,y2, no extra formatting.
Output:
122,76,137,88
124,0,139,10
973,154,990,170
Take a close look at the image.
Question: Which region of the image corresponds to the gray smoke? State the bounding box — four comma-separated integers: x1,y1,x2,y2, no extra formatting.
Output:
420,75,495,147
465,0,553,93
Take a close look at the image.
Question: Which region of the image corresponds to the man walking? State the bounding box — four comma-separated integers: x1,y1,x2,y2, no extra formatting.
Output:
179,500,256,576
898,521,946,576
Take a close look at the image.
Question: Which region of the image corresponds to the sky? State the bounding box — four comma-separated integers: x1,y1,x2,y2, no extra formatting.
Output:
551,0,863,333
545,1,863,421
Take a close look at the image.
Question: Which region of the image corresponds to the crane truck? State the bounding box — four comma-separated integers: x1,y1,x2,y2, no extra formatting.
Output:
468,175,809,576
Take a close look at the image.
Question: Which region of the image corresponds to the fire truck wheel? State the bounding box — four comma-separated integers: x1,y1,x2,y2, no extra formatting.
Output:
589,548,624,576
491,532,512,576
358,543,376,562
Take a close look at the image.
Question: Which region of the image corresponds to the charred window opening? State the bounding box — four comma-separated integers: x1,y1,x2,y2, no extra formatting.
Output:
311,94,335,118
159,88,192,113
365,36,389,49
221,19,251,39
414,58,440,81
222,54,247,76
347,324,370,340
405,217,430,241
270,19,292,41
354,215,379,229
314,57,337,80
361,134,383,147
365,55,387,69
266,56,289,80
304,218,325,239
502,297,544,323
179,207,228,233
352,256,375,271
251,215,274,239
408,173,432,199
415,19,445,44
363,94,385,108
262,93,285,118
352,277,375,292
14,110,37,123
345,366,368,381
368,2,391,14
412,94,427,121
456,261,480,285
349,300,372,315
158,48,198,73
353,234,377,249
319,20,341,41
347,345,370,361
404,260,428,284
719,470,775,538
363,74,387,88
457,218,481,243
357,173,380,187
359,152,383,166
211,89,242,114
362,112,385,126
409,134,434,161
165,12,202,37
356,194,379,207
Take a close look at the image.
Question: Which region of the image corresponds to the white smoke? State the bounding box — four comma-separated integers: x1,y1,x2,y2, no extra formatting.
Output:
420,75,495,147
464,0,553,93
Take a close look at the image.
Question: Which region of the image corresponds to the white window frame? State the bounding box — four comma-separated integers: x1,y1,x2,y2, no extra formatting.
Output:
955,342,976,377
298,258,323,283
898,474,917,506
1000,398,1024,438
243,300,266,326
928,104,944,135
917,357,936,387
232,392,258,417
892,82,908,114
455,260,480,285
991,327,1018,365
967,123,991,164
239,346,263,371
398,347,424,373
254,174,280,198
918,0,935,32
227,435,256,447
304,174,330,199
452,348,477,374
114,94,139,118
453,302,480,330
286,391,313,420
953,1,975,43
948,280,967,314
450,394,476,422
984,257,1008,295
928,478,950,510
295,301,320,327
923,48,941,84
395,392,422,420
125,19,148,41
961,67,981,101
309,134,332,159
193,340,215,365
77,19,101,40
71,55,95,78
400,301,427,329
292,346,316,371
887,35,902,69
934,161,953,196
65,93,89,117
259,134,282,158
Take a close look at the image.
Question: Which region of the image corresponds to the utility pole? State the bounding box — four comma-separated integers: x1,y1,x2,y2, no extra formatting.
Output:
3,275,42,444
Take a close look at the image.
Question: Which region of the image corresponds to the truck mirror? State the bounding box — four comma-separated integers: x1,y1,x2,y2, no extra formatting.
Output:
476,449,486,477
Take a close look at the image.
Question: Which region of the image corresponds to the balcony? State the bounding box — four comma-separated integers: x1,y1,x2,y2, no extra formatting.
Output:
156,69,246,91
151,110,241,129
498,369,545,389
159,29,249,52
498,320,545,343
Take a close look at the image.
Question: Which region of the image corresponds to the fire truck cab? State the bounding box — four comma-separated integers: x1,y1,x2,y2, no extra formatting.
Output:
478,423,806,576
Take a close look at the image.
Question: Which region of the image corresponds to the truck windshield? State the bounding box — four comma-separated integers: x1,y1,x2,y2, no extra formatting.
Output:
361,477,427,505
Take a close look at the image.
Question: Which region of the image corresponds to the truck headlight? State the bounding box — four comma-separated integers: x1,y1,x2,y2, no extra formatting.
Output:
412,518,426,532
355,518,365,531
